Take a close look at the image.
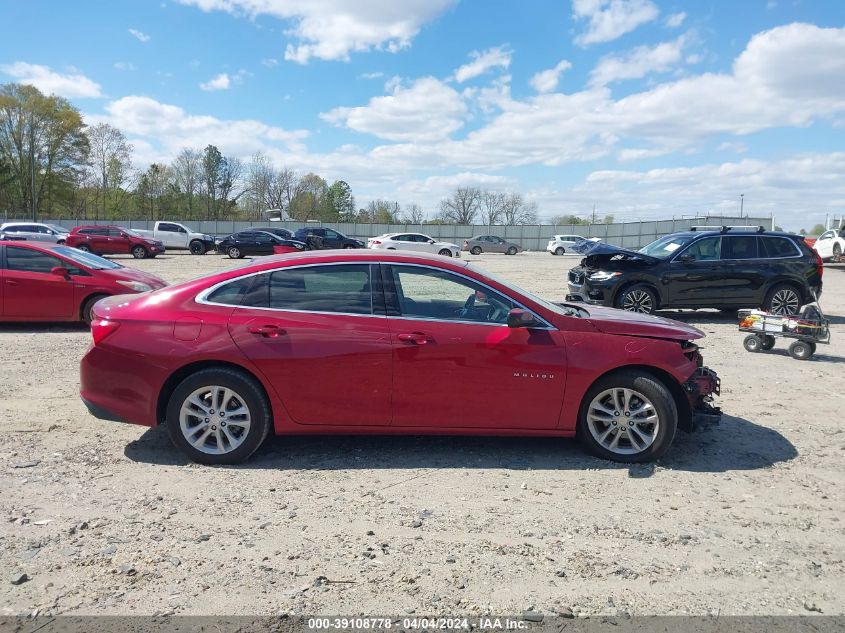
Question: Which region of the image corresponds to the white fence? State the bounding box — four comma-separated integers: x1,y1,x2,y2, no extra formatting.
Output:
20,215,773,251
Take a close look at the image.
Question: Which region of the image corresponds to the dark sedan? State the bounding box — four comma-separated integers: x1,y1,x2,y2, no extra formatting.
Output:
216,230,307,259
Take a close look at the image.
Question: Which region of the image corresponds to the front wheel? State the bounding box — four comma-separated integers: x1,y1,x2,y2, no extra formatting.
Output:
743,334,763,352
833,244,842,262
554,247,565,256
166,368,271,465
81,294,107,325
344,244,356,249
470,246,482,255
506,246,517,255
132,245,148,259
615,284,658,314
189,240,206,255
438,248,452,257
788,340,814,360
578,371,678,463
227,247,242,259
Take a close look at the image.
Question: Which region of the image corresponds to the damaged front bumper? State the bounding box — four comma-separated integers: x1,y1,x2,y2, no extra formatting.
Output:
684,366,722,429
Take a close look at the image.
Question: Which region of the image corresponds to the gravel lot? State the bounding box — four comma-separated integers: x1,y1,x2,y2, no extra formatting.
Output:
1,250,843,617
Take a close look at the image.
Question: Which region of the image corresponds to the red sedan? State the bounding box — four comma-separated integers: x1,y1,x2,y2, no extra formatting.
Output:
80,251,720,465
1,240,168,323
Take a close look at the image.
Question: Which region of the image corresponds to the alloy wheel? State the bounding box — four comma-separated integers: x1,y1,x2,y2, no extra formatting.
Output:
769,288,800,315
621,289,654,313
586,388,659,455
179,385,252,455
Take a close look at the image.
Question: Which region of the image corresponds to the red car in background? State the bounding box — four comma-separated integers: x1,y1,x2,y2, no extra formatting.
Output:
0,241,167,323
66,226,165,259
80,250,720,466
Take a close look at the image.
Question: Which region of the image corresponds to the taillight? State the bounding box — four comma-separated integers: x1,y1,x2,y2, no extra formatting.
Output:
91,318,120,345
371,240,381,245
813,249,823,278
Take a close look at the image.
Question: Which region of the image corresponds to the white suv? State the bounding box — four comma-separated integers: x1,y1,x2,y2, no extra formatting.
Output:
546,234,600,255
0,222,70,243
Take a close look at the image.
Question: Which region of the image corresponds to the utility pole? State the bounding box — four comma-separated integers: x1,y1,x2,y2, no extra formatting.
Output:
591,203,596,224
740,193,744,219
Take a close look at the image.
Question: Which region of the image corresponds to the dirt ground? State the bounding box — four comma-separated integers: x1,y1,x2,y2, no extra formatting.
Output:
1,250,843,617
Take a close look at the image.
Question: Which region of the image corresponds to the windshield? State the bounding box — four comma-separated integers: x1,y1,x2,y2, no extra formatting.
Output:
467,263,585,319
46,224,69,234
54,246,123,270
122,228,141,237
638,234,693,258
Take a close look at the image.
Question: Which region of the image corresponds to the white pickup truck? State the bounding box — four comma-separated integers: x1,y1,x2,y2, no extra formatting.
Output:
134,221,216,254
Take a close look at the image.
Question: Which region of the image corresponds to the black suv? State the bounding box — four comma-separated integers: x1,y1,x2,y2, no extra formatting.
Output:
293,227,364,250
567,227,823,315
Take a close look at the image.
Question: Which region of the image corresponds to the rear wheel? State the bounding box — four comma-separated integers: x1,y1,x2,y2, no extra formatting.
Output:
227,246,242,259
833,244,842,262
554,247,565,256
615,284,658,314
438,248,452,257
761,335,776,350
506,246,517,255
132,245,148,259
189,240,205,255
578,370,678,463
166,368,271,465
470,246,482,255
76,244,91,253
763,284,801,315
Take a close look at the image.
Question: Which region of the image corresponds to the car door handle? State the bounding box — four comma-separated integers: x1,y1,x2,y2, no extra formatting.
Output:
6,280,18,286
249,325,287,338
397,332,431,345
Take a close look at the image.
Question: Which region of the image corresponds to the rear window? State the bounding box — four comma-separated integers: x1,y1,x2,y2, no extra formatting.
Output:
761,237,799,258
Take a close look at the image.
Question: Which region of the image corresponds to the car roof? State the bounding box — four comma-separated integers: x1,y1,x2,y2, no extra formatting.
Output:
234,248,471,272
672,230,801,239
0,239,62,251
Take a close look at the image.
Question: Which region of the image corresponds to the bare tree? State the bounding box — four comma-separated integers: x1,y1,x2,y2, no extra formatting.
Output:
479,190,504,225
170,148,202,217
244,151,274,218
400,203,425,224
500,192,538,225
267,167,301,218
87,123,132,218
438,186,481,224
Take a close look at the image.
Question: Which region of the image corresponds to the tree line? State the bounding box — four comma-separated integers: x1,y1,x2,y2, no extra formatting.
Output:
0,82,548,225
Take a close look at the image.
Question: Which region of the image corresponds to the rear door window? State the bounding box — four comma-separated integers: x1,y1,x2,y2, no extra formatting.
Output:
5,246,69,273
761,237,800,258
722,236,758,260
245,264,373,315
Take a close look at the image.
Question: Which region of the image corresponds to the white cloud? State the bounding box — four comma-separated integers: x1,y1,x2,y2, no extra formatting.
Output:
261,57,279,67
91,96,309,164
200,73,232,90
572,0,659,46
664,12,686,28
359,71,384,80
176,0,456,63
530,60,572,93
128,28,151,42
321,77,467,142
114,62,137,71
589,33,691,86
0,62,103,98
452,45,512,83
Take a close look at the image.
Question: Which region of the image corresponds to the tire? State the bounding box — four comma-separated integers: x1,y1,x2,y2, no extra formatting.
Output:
470,246,482,255
743,334,763,353
76,244,91,253
554,247,565,256
438,249,452,257
506,246,517,255
761,335,776,351
165,368,271,465
834,244,842,262
718,308,737,315
189,240,205,255
763,283,801,316
615,284,658,314
344,244,356,249
788,340,813,360
132,245,148,259
227,247,242,259
81,294,108,325
57,239,66,245
577,370,678,463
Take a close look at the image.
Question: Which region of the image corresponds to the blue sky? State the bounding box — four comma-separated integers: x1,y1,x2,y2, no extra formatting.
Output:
1,0,844,229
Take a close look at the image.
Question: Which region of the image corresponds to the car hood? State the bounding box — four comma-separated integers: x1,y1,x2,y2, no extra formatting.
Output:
98,266,168,289
570,240,661,263
583,304,705,340
436,241,459,248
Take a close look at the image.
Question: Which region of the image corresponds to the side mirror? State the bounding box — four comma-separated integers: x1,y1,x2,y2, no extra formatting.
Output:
428,239,435,244
51,266,70,279
507,308,538,328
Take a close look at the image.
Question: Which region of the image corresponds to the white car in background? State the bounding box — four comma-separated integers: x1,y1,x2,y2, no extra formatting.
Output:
546,234,601,255
813,228,845,262
367,232,461,257
0,222,70,243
